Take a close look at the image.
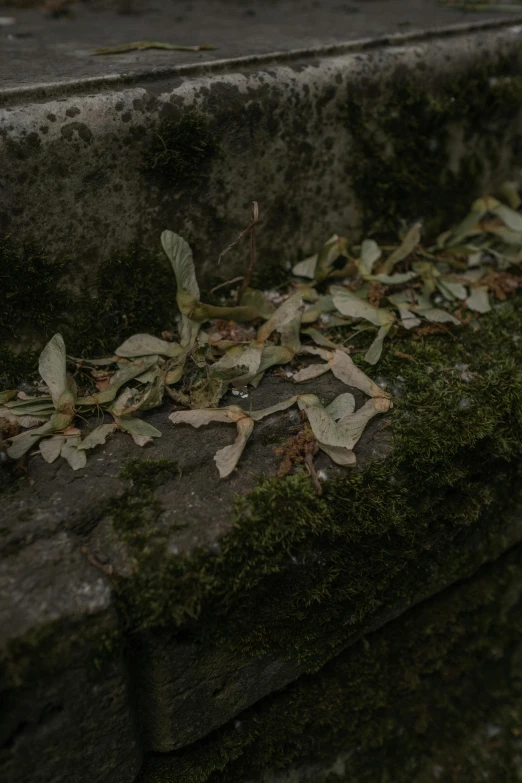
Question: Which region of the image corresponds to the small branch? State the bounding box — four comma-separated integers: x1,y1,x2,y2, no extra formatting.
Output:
209,276,245,295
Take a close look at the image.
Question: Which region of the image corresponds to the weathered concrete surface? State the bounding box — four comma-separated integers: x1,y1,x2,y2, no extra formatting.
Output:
2,371,522,781
2,22,522,295
0,0,515,95
140,541,522,783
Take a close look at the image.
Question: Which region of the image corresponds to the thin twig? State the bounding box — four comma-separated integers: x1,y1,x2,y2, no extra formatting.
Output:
209,276,245,295
238,206,258,302
217,201,259,266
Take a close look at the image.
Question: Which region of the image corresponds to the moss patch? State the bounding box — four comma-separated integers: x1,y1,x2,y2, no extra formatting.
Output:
139,542,522,783
0,237,178,385
145,111,219,184
108,292,522,675
346,57,522,239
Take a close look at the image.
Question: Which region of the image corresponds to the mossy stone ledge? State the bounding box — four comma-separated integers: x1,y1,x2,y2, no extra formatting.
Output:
2,291,522,782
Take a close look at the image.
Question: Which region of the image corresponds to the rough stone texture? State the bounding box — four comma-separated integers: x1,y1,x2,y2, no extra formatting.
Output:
139,541,522,783
2,371,522,782
2,22,522,294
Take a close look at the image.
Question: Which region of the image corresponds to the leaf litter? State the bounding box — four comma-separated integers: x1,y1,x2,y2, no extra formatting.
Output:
1,186,521,486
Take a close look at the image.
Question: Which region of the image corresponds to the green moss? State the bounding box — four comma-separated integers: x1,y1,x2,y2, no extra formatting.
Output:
145,111,219,184
0,237,178,384
108,458,180,538
139,543,522,783
0,612,122,690
109,292,522,675
346,58,522,238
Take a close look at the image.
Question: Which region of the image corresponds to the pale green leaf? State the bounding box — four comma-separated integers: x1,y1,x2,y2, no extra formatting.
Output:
331,286,395,327
465,287,491,314
239,288,276,319
40,435,66,463
115,415,162,443
214,417,254,478
169,406,245,428
330,350,392,402
6,412,74,459
60,437,87,470
78,423,117,451
317,443,356,466
358,239,382,277
249,397,299,421
325,393,356,420
301,295,336,325
292,254,318,279
436,279,468,302
257,293,304,343
418,308,461,325
492,203,522,233
371,271,419,285
115,334,183,358
380,222,421,274
161,230,200,299
363,323,393,365
39,334,69,408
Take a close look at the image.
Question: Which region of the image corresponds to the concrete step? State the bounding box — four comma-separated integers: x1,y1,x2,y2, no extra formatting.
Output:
2,6,522,783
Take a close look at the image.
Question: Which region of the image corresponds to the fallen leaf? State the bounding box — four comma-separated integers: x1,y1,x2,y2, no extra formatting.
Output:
40,435,66,463
379,222,422,274
115,334,183,358
465,287,491,313
331,286,395,328
60,437,87,470
364,323,393,365
358,239,382,277
257,292,304,343
330,351,392,401
94,41,216,55
78,423,117,450
214,416,254,478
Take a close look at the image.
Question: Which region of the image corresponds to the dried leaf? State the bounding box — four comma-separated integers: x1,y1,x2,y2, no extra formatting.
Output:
40,435,66,463
39,334,70,409
418,308,461,325
436,279,468,302
358,239,381,277
492,202,522,233
292,254,318,279
249,397,299,421
60,437,87,471
325,393,356,420
317,443,356,466
115,334,183,358
161,229,200,299
210,343,262,385
169,406,245,428
257,293,304,343
239,288,276,319
214,416,254,478
77,357,157,405
95,41,216,55
7,412,74,459
330,351,391,401
301,328,349,353
301,295,336,325
466,287,491,313
292,362,331,383
331,286,395,327
78,423,117,450
115,415,162,442
380,223,421,274
363,323,393,365
371,271,419,285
